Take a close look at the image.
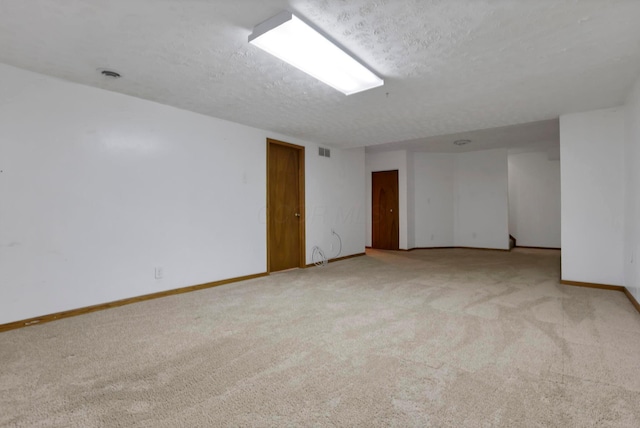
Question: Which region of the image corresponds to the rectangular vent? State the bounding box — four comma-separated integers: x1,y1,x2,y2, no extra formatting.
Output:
318,147,331,158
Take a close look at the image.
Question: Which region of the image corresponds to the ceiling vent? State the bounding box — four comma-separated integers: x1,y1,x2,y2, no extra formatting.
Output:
453,139,471,146
318,147,331,158
98,69,121,79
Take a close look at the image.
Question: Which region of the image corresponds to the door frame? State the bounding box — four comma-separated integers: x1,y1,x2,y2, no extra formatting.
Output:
266,138,306,273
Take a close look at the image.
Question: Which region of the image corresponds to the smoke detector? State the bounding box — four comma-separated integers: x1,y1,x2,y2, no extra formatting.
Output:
453,139,471,146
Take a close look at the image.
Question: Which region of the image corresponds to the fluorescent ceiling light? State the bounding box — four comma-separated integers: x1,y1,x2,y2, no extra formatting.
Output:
249,11,384,95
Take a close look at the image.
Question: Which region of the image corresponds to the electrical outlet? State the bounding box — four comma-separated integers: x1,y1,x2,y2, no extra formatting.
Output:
155,267,163,280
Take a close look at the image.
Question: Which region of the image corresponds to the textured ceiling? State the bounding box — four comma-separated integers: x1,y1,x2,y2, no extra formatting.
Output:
366,118,559,154
1,0,640,148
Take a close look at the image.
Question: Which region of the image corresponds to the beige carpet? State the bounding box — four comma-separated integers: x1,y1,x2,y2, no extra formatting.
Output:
1,248,640,427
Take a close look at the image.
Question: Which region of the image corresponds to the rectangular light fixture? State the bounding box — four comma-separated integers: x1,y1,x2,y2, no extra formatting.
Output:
249,11,384,95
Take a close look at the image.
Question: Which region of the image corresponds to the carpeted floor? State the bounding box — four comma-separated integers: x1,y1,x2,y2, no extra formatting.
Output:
1,248,640,427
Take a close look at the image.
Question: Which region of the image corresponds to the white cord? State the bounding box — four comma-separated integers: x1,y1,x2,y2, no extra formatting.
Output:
311,230,343,268
331,229,342,259
312,246,327,267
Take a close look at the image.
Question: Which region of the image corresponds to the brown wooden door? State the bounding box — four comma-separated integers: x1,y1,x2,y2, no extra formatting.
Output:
268,140,305,272
372,170,399,250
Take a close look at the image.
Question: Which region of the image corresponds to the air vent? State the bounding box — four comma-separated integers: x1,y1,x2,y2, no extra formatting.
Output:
453,139,471,146
99,69,121,79
318,147,331,158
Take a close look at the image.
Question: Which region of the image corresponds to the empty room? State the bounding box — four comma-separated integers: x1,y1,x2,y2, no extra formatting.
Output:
1,1,640,426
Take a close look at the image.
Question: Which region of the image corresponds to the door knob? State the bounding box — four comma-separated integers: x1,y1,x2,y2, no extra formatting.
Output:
294,213,301,217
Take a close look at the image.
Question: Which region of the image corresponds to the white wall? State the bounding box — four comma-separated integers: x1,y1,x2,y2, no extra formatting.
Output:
560,107,625,286
366,149,509,250
365,150,409,249
406,154,416,249
413,153,455,247
508,151,561,248
0,63,365,324
306,146,366,260
624,75,640,301
454,149,510,250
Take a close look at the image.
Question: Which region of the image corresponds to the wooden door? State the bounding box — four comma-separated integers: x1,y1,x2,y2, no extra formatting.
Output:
372,170,399,250
267,139,305,272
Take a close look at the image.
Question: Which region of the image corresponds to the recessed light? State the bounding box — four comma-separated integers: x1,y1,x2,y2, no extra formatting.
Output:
453,139,471,146
98,69,121,79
